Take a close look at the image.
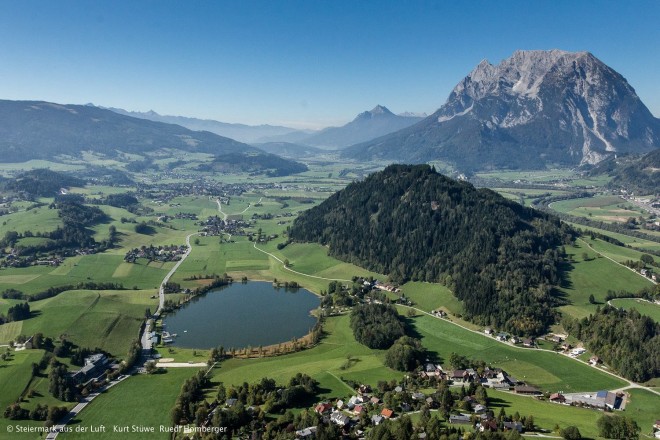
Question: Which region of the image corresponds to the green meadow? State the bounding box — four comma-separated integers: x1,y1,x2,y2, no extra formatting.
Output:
411,314,625,393
551,195,643,223
60,369,197,440
610,298,660,323
558,241,654,319
0,289,158,355
0,254,170,296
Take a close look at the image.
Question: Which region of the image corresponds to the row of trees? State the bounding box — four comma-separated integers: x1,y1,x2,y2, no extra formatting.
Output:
0,302,30,324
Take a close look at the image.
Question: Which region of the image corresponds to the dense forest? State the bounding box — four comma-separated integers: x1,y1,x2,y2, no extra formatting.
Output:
350,303,406,349
562,306,660,382
6,169,84,197
291,165,574,335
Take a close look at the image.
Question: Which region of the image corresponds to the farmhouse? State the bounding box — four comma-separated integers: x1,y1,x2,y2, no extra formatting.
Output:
563,390,623,410
514,385,541,395
70,353,109,385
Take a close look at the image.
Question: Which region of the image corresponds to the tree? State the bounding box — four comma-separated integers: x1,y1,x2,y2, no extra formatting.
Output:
588,294,596,304
640,254,654,265
384,336,426,371
561,426,582,440
597,415,640,440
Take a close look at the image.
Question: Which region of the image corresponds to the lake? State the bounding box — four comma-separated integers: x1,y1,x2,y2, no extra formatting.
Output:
162,281,320,349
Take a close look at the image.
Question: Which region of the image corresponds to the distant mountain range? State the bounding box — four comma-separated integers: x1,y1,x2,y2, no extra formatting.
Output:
108,105,426,149
343,50,660,171
0,100,308,176
0,100,255,161
105,107,307,144
298,105,425,148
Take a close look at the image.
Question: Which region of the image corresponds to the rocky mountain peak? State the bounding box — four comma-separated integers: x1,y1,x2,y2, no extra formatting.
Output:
343,49,659,171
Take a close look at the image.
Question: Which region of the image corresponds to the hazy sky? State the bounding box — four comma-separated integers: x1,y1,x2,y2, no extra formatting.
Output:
0,1,658,129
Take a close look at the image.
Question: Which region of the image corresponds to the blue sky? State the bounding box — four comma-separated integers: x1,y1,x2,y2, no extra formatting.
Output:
0,0,658,129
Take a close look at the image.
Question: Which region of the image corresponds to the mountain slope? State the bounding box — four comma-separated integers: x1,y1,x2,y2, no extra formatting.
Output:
343,50,660,171
590,149,660,195
290,164,574,335
106,107,303,144
0,100,256,161
302,105,424,148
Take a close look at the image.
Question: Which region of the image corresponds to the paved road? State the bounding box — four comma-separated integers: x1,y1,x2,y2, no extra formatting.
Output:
252,242,352,282
45,374,129,439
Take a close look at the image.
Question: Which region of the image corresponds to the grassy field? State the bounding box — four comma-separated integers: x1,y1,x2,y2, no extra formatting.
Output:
398,282,463,315
0,254,170,296
213,313,401,399
411,314,626,393
60,369,197,440
558,241,654,320
0,289,158,356
0,204,62,235
610,298,660,322
488,389,604,438
0,349,53,439
551,195,643,223
567,222,660,252
585,237,660,265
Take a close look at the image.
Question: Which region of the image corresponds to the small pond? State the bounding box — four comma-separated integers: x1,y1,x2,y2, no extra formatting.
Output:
162,281,319,349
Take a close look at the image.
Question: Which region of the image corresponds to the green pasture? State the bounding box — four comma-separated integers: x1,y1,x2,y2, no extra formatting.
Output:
411,313,626,393
60,369,197,440
399,281,463,315
558,241,654,320
568,222,660,252
0,205,62,235
551,195,643,223
610,298,660,322
0,349,52,438
213,313,401,399
584,237,660,265
0,254,169,296
0,289,157,355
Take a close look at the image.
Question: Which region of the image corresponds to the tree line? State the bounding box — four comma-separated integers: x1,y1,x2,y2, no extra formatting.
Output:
562,306,659,382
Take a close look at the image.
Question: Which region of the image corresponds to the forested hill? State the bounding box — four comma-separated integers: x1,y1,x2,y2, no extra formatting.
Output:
290,165,575,335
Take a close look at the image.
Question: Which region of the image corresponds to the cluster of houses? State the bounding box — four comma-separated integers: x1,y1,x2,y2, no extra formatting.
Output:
123,244,187,263
483,328,536,348
302,379,533,439
158,212,198,222
418,364,541,395
197,216,252,237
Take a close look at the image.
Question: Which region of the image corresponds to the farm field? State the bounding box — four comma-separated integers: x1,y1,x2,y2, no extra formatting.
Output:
488,389,603,438
212,313,401,399
584,237,660,265
567,222,660,252
0,289,157,355
411,314,626,393
398,281,463,315
551,195,643,223
610,298,660,322
0,204,62,235
60,368,197,440
558,241,654,319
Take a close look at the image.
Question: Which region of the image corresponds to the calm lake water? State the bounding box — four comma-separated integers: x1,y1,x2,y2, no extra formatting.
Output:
163,281,319,349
